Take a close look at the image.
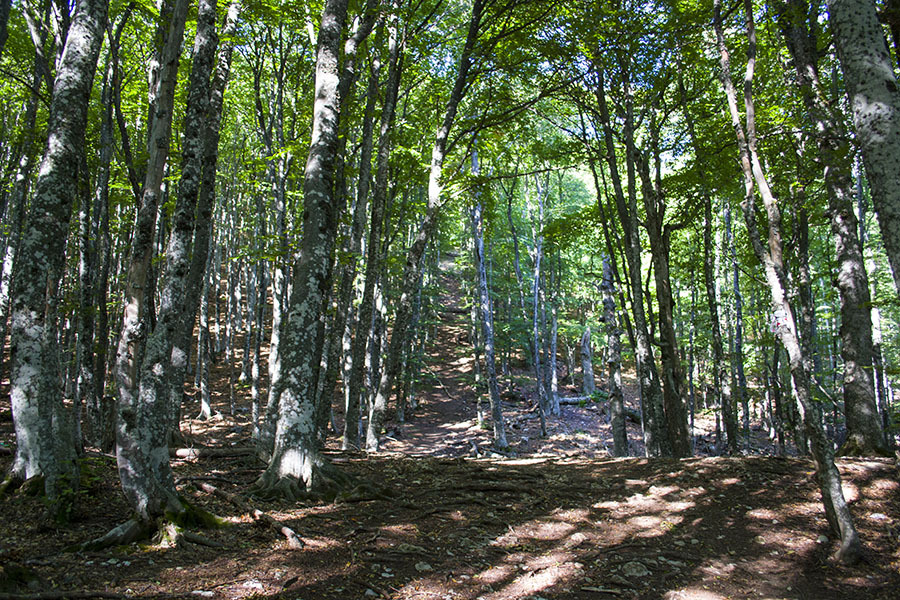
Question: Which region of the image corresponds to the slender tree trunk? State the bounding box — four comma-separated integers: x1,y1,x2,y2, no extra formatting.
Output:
470,155,507,447
580,327,595,396
715,0,861,563
116,0,219,524
602,256,626,456
114,0,189,442
365,0,486,452
3,0,107,517
596,64,669,456
780,0,886,456
828,0,900,297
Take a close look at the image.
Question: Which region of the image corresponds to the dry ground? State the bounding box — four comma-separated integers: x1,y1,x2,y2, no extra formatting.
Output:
1,272,899,599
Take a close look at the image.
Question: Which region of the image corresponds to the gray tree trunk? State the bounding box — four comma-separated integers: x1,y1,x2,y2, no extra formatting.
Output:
116,0,219,523
470,157,507,448
365,0,486,452
828,0,900,297
780,0,886,456
596,65,670,457
114,0,188,436
602,257,627,456
580,327,595,396
253,0,350,497
715,0,861,563
167,0,240,437
4,0,107,516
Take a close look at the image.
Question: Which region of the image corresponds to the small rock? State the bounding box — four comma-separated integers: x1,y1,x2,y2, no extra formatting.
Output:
690,538,699,545
871,513,889,521
622,561,651,578
817,535,829,544
380,572,394,578
415,562,433,572
364,589,378,597
673,540,685,547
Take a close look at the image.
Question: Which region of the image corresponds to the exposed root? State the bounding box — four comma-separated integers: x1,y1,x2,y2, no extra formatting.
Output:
836,437,893,458
197,482,304,549
250,459,392,504
75,498,225,552
76,519,147,552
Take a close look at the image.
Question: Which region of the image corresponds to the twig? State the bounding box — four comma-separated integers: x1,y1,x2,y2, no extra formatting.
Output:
197,482,304,549
423,365,456,401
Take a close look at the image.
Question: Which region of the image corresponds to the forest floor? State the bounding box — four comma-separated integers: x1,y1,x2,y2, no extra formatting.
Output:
1,266,899,599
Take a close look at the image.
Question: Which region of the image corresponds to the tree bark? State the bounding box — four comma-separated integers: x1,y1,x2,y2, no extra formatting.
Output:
365,0,485,452
114,0,189,444
780,0,886,456
580,327,595,396
595,64,670,457
715,0,861,563
4,0,107,517
470,153,507,448
253,0,350,497
828,0,900,298
602,257,627,456
116,0,219,524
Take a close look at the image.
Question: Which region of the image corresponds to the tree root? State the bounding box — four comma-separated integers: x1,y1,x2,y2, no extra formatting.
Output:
249,459,393,504
75,498,225,552
197,482,304,549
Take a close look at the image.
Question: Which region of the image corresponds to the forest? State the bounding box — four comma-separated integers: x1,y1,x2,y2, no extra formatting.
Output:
0,0,899,597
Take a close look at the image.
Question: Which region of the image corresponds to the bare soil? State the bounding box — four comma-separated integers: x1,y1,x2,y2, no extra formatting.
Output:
1,273,898,599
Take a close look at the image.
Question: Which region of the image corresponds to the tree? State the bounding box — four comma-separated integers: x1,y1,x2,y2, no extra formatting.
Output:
251,0,353,498
828,0,900,299
2,0,108,519
779,0,887,456
714,0,861,564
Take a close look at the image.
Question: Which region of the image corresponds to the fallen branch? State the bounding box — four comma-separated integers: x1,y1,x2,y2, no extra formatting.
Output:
423,365,455,401
197,482,304,549
170,447,256,459
558,396,594,405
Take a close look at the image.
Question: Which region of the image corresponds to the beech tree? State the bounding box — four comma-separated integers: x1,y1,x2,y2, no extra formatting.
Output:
2,0,108,518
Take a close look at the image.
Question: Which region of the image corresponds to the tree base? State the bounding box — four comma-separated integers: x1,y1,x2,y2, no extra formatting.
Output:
75,497,225,552
250,460,391,504
836,437,892,458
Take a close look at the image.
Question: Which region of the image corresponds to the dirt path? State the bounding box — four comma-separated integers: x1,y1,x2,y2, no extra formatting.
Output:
2,265,899,600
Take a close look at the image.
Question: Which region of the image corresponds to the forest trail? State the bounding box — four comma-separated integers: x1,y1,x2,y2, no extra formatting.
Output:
376,258,637,459
1,269,899,600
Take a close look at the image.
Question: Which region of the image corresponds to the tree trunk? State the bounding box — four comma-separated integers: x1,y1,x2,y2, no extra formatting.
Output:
780,0,886,456
116,0,219,524
602,257,627,456
715,0,861,563
114,0,189,441
4,0,107,517
365,0,486,452
580,327,595,396
828,0,900,297
470,158,507,448
253,0,350,497
595,64,670,457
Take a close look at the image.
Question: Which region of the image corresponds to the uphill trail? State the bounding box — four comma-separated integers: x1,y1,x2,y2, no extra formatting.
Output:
1,263,898,600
